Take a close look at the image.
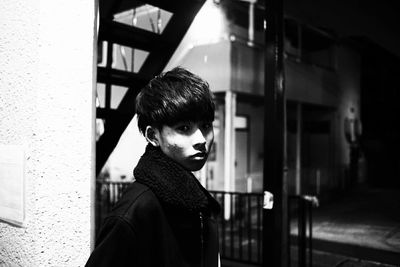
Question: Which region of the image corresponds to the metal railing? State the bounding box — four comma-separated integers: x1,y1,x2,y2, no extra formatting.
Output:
95,181,132,236
210,191,264,264
289,195,318,267
95,181,316,266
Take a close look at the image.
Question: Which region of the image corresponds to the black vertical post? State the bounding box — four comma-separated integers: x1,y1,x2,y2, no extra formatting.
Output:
239,195,243,260
263,0,287,266
298,198,306,267
257,195,262,263
230,193,234,258
308,202,313,267
95,182,101,238
221,194,226,256
105,41,113,110
287,197,291,266
247,195,252,261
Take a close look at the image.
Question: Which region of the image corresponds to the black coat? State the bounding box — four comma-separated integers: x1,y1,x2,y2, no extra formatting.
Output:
85,182,220,267
86,145,220,267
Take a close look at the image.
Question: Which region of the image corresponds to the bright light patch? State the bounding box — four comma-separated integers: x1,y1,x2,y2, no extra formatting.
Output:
191,0,225,44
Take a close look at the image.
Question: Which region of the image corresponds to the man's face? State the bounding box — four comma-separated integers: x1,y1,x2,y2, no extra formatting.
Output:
154,121,214,171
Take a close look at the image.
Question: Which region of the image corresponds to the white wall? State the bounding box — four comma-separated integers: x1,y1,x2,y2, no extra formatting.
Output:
0,0,96,266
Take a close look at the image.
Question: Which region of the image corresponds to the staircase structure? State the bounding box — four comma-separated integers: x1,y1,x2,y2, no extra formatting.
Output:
96,0,206,176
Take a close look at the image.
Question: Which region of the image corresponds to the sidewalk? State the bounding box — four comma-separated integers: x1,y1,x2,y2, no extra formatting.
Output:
222,248,399,267
293,187,400,266
311,188,400,252
222,187,400,266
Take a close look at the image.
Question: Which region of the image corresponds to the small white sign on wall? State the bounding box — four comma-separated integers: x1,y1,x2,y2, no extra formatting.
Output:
0,145,25,227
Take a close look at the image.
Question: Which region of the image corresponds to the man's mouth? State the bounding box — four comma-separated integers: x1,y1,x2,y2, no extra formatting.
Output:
191,152,207,159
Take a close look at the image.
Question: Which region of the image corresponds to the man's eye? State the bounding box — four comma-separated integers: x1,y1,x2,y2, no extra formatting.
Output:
202,122,212,130
177,125,190,132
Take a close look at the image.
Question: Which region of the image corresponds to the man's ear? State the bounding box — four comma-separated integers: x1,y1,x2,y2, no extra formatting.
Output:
145,126,160,147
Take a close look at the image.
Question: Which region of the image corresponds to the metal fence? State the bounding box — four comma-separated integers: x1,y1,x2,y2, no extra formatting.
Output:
96,181,315,266
289,195,317,267
210,191,264,264
95,181,132,235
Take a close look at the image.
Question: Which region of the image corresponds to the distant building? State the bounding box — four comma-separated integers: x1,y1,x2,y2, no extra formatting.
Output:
101,0,362,199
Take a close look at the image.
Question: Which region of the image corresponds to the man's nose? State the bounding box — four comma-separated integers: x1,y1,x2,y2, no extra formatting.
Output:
192,128,206,150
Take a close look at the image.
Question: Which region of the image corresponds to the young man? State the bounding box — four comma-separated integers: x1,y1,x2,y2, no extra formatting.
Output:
86,67,220,267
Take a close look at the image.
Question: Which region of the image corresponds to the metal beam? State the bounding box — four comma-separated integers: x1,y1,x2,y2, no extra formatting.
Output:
99,19,172,52
263,0,288,266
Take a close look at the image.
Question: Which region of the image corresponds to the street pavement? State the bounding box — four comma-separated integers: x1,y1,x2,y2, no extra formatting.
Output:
307,187,400,266
222,186,400,267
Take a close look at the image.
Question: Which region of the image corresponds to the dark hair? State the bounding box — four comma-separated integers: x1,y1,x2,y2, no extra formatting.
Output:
135,67,215,134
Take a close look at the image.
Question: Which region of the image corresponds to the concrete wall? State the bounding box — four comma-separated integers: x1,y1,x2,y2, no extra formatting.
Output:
0,0,96,266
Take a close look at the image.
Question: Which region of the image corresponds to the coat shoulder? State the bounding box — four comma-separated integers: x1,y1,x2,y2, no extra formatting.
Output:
107,182,164,225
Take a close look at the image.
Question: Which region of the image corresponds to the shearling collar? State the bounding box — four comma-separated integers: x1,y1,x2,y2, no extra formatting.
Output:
134,144,220,214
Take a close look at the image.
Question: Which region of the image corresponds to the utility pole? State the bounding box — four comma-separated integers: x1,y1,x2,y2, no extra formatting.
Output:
263,0,288,266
